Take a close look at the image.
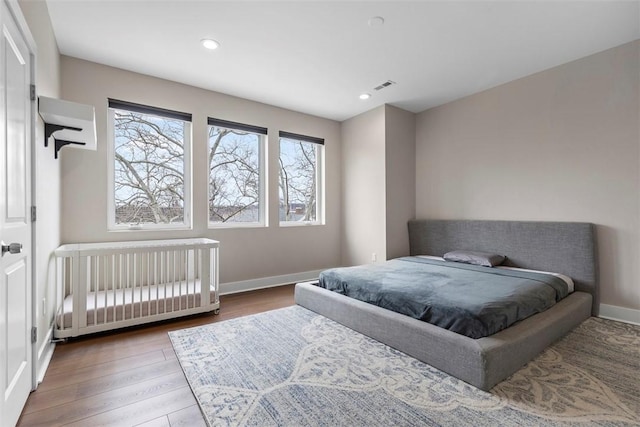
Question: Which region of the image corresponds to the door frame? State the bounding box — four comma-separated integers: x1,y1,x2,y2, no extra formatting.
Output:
4,0,37,391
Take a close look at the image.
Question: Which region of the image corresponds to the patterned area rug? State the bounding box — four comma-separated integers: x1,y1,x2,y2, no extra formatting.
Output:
169,306,640,426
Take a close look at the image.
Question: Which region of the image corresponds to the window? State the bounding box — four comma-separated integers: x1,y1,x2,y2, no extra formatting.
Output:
208,118,267,226
108,99,192,230
278,131,324,224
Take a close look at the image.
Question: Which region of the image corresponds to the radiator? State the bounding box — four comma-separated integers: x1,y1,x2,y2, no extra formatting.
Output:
53,238,219,338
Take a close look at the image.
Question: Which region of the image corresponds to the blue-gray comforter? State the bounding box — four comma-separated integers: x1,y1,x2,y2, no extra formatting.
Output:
318,257,569,339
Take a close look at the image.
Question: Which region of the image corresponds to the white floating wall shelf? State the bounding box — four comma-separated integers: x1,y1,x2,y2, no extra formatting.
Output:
38,96,97,159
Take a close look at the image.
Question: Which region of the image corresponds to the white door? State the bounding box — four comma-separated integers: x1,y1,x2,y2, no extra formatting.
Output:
0,1,32,426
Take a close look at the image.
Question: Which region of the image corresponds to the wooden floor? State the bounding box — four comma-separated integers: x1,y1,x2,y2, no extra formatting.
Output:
17,284,295,427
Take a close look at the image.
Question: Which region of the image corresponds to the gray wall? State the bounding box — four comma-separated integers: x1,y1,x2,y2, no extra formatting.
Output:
340,105,416,266
385,105,416,260
18,0,61,381
59,57,342,286
415,41,640,310
341,106,386,266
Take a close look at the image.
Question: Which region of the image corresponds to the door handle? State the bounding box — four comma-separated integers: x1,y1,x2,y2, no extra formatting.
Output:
1,242,22,256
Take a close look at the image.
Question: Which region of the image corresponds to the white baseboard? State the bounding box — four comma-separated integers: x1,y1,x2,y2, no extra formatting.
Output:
599,304,640,326
36,326,55,385
220,269,324,295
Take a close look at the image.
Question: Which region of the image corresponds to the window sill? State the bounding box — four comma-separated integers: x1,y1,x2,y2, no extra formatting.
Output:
279,221,323,227
208,222,267,230
108,224,192,232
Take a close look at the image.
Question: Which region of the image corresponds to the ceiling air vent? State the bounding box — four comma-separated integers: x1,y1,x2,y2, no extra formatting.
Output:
374,80,396,91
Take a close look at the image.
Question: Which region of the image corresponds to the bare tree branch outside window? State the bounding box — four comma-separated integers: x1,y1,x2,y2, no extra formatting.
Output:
208,126,262,223
113,110,187,225
279,138,318,222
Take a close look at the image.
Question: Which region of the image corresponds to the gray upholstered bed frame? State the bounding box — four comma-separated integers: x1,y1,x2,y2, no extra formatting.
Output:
295,220,598,391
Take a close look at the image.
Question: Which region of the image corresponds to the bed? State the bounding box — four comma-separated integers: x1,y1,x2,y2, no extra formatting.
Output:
53,238,220,339
295,219,598,391
56,279,217,330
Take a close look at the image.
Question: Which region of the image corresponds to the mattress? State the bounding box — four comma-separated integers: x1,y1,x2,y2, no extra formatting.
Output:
57,279,216,329
318,256,570,338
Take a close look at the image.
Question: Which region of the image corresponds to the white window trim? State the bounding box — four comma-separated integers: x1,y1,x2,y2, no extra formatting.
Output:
278,139,324,227
209,221,267,230
107,107,193,231
207,128,268,229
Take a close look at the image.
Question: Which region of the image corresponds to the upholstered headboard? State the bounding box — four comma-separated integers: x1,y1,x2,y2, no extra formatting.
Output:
408,219,599,315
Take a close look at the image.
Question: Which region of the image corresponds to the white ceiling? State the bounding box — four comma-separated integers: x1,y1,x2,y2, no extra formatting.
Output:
46,1,639,122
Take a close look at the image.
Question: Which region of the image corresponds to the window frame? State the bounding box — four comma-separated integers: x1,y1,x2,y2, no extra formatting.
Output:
207,118,268,229
278,131,325,227
107,99,193,232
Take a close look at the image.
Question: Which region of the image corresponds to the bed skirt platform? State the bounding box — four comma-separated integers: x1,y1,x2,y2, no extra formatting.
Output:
295,281,592,391
54,238,220,339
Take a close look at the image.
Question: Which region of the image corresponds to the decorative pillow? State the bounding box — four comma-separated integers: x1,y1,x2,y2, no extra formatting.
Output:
443,250,505,267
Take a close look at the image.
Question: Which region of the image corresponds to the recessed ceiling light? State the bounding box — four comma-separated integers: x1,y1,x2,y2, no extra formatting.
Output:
359,93,371,100
201,39,220,50
368,16,384,27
